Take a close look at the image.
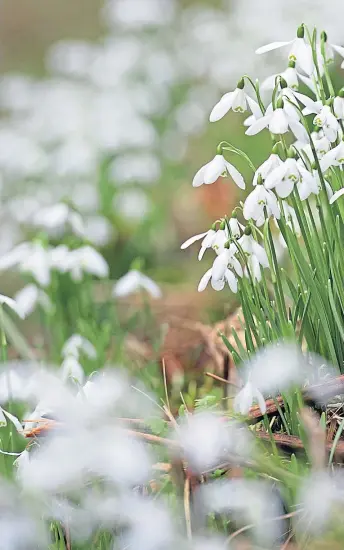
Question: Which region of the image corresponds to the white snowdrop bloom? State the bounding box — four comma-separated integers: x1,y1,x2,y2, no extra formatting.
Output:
62,335,97,360
209,80,251,121
238,233,269,282
320,140,344,172
49,244,72,273
253,153,283,186
0,293,24,319
14,449,30,481
61,355,85,385
113,269,162,299
294,92,340,142
333,92,344,120
243,185,280,226
33,203,85,237
198,247,242,293
192,154,245,189
243,96,264,128
265,157,315,199
261,63,299,91
228,216,244,238
14,284,52,319
181,229,217,260
246,101,307,142
83,215,114,247
68,246,109,281
0,406,23,433
181,227,233,260
0,242,51,287
234,379,266,416
255,27,314,76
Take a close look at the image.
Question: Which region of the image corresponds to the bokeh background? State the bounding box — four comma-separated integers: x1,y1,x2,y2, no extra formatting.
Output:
1,0,344,322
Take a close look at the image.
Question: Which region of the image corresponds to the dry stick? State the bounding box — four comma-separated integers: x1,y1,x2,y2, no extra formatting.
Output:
255,430,344,456
205,372,240,388
184,475,192,541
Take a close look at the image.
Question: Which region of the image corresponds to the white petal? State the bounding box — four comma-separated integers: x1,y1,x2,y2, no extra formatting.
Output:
269,109,288,134
2,410,24,433
140,274,162,298
293,91,320,114
291,39,314,75
198,269,212,292
231,89,247,113
267,191,280,218
265,163,288,189
211,277,225,291
261,73,278,91
204,155,225,184
276,179,295,198
246,96,262,119
192,165,206,187
252,242,269,267
225,161,245,189
332,44,344,58
209,92,234,122
245,114,270,136
224,269,238,293
0,294,23,318
234,382,253,415
289,119,309,143
329,188,344,204
254,388,267,415
243,188,260,220
181,232,208,250
212,251,229,281
255,41,292,55
14,284,39,319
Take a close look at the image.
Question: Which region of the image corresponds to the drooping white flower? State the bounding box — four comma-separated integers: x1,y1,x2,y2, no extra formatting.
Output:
0,293,24,319
209,80,252,121
228,216,244,238
234,379,266,416
333,92,344,120
246,99,307,142
67,246,109,281
243,185,280,226
192,154,245,189
238,233,269,282
255,27,314,76
253,153,283,186
181,229,217,260
198,246,242,293
61,355,85,385
261,62,299,91
62,334,97,359
265,157,316,199
243,97,263,128
0,242,51,287
112,269,162,299
14,284,52,319
320,140,344,172
33,203,85,237
294,92,340,143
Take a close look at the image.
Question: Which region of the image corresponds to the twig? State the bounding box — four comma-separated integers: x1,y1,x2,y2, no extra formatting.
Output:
255,430,344,456
184,474,192,540
205,372,240,387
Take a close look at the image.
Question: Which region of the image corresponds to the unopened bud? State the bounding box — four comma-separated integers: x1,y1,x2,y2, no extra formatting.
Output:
237,77,245,90
276,97,284,109
211,222,217,231
288,60,296,69
287,146,296,159
279,76,288,89
321,31,328,43
244,226,252,236
339,88,344,98
297,24,305,39
272,142,282,156
219,220,226,230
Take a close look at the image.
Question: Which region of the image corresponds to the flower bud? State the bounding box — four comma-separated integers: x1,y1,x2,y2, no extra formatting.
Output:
279,76,288,89
237,77,245,90
276,97,284,109
244,226,252,236
272,142,283,156
216,143,223,155
224,241,230,249
231,210,237,219
339,88,344,98
288,60,296,69
211,222,217,231
287,146,296,159
297,24,305,39
219,220,226,230
321,31,328,43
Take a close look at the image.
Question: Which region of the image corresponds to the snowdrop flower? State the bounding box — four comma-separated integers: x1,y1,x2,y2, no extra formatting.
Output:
67,246,109,281
14,284,52,319
181,228,217,260
238,231,269,281
113,269,162,299
294,92,340,142
0,242,51,287
320,139,344,172
255,25,314,76
33,203,85,237
61,355,85,385
265,156,316,199
329,188,344,205
333,90,344,120
0,293,24,319
243,183,280,226
243,97,263,127
192,154,245,189
253,152,283,186
228,216,244,238
0,407,23,433
209,79,251,121
261,60,299,91
62,334,97,359
198,247,242,293
246,98,307,142
234,378,266,416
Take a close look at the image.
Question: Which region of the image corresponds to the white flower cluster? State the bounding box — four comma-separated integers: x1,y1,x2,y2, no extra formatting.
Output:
182,24,344,293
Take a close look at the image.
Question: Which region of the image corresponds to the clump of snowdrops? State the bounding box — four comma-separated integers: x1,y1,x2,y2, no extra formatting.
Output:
2,22,344,550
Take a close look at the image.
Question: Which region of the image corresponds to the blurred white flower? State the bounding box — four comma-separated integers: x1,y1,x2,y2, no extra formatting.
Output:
0,293,24,319
0,407,23,433
0,242,51,287
243,184,280,226
61,356,85,385
33,203,85,237
62,335,97,360
234,379,266,415
67,246,109,281
192,154,245,189
14,284,52,319
112,270,162,299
